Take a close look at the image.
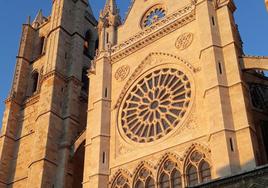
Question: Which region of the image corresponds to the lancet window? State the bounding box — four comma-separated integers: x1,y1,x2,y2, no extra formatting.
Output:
158,159,182,188
134,167,155,188
185,151,211,186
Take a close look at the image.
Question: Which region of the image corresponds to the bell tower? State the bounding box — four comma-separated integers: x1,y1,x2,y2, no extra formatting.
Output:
83,0,120,188
0,0,98,187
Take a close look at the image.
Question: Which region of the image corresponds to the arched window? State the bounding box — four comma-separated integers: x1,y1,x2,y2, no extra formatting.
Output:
133,167,155,188
158,159,182,188
39,36,45,55
145,177,155,188
95,39,99,54
186,165,198,186
84,31,91,58
81,67,89,93
134,180,143,188
200,161,211,183
111,174,130,188
159,173,169,188
185,150,212,186
31,71,39,93
171,170,182,188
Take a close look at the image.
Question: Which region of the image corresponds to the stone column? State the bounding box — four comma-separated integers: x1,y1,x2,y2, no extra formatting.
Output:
83,53,111,188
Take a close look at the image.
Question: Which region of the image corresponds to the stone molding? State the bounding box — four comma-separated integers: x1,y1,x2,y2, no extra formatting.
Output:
110,143,211,186
114,52,197,110
109,168,132,185
240,55,268,71
111,3,196,63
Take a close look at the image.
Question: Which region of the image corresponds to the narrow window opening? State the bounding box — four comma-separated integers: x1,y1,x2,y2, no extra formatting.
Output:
84,30,92,58
212,16,215,26
65,52,68,59
218,62,223,74
32,72,39,94
200,161,211,183
260,121,268,159
105,88,108,98
82,67,89,93
39,37,45,55
106,33,109,44
94,39,99,56
229,138,234,152
102,152,106,164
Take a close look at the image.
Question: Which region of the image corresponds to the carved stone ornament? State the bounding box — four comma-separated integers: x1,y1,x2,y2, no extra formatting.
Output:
115,65,130,82
119,67,192,143
175,33,194,51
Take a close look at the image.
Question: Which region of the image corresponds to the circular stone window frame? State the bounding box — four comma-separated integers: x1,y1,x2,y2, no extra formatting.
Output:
140,4,167,29
117,63,195,146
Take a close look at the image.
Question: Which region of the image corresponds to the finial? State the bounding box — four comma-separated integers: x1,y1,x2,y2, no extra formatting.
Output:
27,16,31,25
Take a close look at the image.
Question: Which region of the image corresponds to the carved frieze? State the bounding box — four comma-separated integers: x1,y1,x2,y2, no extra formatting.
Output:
111,3,196,62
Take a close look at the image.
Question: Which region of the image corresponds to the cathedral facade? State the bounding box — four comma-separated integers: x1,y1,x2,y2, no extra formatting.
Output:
0,0,268,187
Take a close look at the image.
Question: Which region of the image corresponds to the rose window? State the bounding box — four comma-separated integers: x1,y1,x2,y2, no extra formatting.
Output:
141,5,166,28
120,68,192,143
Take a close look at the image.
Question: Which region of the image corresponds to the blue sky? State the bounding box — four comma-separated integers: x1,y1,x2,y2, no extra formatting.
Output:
0,1,267,126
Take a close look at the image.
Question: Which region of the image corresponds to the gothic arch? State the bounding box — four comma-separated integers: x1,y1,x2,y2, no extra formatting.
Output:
182,143,212,186
110,169,132,188
28,70,40,96
114,52,197,110
156,152,182,170
72,130,86,156
132,161,156,188
156,153,183,188
182,143,211,164
71,140,85,188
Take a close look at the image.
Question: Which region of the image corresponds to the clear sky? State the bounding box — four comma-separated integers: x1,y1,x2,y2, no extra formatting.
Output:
0,0,267,127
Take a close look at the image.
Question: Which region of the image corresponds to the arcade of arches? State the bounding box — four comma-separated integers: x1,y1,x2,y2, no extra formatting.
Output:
110,149,211,188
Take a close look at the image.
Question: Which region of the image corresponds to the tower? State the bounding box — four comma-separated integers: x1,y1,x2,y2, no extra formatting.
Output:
83,0,121,187
0,0,98,187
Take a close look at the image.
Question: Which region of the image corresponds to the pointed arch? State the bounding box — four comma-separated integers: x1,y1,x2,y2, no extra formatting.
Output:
132,161,156,188
114,52,197,110
183,143,212,186
156,153,182,188
182,143,211,165
83,29,98,59
110,169,131,188
28,70,40,96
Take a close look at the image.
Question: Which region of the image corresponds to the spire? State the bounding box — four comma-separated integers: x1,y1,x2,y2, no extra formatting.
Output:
102,0,119,17
99,0,121,27
32,9,47,28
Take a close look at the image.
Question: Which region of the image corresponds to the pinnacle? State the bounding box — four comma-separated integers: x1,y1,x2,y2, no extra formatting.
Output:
104,0,119,15
33,9,43,24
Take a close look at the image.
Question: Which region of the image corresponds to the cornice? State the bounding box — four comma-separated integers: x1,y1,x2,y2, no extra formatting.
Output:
23,94,40,108
110,3,196,63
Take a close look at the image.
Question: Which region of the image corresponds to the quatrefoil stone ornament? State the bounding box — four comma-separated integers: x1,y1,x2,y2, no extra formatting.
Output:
175,33,194,51
115,65,130,82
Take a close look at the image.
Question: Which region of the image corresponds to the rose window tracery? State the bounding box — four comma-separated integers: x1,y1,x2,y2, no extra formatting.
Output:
120,68,192,143
141,5,166,28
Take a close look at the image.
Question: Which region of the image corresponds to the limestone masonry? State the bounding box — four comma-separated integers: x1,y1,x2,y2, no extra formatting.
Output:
0,0,268,187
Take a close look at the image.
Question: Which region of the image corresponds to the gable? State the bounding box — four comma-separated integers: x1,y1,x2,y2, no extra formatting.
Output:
118,0,192,42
